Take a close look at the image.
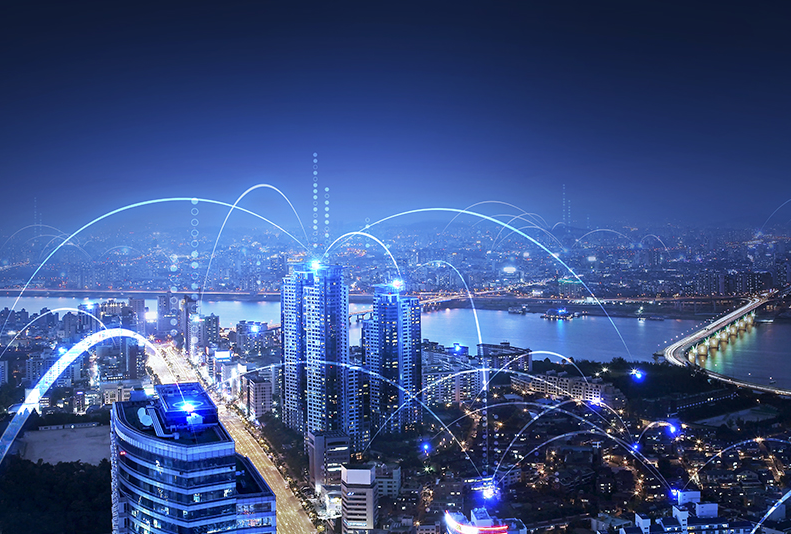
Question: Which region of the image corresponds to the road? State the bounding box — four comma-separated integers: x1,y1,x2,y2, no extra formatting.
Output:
151,345,317,534
663,291,791,395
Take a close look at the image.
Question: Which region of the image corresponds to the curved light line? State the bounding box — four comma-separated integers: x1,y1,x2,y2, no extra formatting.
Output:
322,231,402,280
470,213,517,228
0,328,156,465
489,215,563,252
572,228,633,249
0,196,308,337
753,486,791,534
496,427,670,490
34,235,92,261
639,234,671,255
436,398,630,479
228,360,481,476
0,224,68,254
200,184,309,302
21,233,68,247
0,307,110,360
364,207,632,358
760,198,791,233
441,201,550,233
491,402,629,482
683,437,789,491
420,260,481,346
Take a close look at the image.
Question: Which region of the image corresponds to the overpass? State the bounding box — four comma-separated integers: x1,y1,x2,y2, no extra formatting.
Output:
663,291,791,395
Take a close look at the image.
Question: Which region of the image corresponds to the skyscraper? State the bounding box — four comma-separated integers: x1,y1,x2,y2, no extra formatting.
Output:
362,283,422,434
156,291,178,338
110,383,276,533
281,262,349,436
127,297,147,335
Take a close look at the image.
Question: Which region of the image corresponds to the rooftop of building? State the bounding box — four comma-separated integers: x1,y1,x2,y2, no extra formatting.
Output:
156,383,214,416
114,383,231,446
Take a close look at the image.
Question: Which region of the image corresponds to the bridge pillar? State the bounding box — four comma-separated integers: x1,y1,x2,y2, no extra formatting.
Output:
717,331,729,344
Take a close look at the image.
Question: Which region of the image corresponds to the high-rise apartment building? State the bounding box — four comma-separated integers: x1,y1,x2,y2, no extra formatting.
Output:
421,341,483,406
362,284,421,434
180,295,199,356
281,263,348,435
241,372,273,419
236,320,268,356
343,347,370,452
156,292,179,337
204,313,221,346
127,297,147,335
0,359,8,386
110,382,276,533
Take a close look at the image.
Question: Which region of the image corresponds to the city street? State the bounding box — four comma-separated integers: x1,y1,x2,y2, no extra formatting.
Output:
150,345,317,533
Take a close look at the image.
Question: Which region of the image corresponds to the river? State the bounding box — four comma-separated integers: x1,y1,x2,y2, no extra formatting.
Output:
0,296,698,361
4,295,790,389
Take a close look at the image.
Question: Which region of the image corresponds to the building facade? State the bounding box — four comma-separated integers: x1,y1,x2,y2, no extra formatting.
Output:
307,430,351,493
421,341,483,406
341,464,378,533
362,284,422,434
511,371,625,407
281,263,349,436
110,382,276,534
241,373,273,419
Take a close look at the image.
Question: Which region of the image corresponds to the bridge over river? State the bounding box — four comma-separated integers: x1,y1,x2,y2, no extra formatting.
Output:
663,290,791,395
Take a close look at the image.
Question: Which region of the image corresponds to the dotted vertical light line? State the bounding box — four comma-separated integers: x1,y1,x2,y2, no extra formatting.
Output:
312,153,319,250
168,247,179,338
189,198,201,358
324,183,330,250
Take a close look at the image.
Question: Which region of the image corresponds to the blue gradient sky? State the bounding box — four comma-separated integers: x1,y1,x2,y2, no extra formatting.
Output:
2,2,790,231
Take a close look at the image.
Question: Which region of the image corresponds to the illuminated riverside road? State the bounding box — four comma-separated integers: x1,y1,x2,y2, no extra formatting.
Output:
663,291,791,395
152,346,317,534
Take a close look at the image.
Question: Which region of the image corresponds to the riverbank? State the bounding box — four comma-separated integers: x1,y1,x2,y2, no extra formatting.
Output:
0,288,743,320
441,297,732,320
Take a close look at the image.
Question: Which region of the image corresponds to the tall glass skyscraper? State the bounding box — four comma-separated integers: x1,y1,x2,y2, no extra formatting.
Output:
110,383,276,534
281,262,349,435
363,283,422,434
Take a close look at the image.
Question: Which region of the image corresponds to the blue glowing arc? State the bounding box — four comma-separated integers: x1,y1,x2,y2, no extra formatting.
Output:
0,307,110,360
363,207,633,358
0,196,308,337
420,260,482,346
0,224,69,254
571,228,634,249
0,328,157,465
441,201,550,233
200,184,310,302
322,231,403,280
760,198,791,233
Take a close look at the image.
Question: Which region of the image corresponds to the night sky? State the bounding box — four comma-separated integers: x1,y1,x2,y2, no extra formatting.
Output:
2,1,790,233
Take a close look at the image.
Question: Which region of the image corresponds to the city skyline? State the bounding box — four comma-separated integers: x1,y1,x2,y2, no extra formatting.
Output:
2,2,790,230
3,3,791,533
